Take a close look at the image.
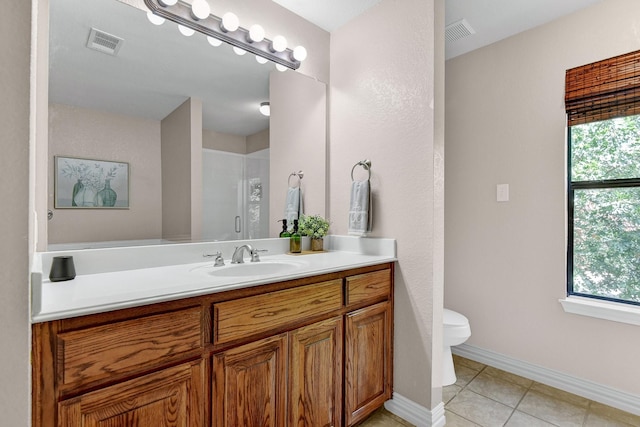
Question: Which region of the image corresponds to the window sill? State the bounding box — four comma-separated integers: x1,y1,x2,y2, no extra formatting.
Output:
559,296,640,326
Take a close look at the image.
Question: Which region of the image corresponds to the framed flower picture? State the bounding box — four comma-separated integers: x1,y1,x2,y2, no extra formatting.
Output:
54,156,129,208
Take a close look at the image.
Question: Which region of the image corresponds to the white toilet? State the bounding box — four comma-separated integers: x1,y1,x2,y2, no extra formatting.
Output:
443,308,471,386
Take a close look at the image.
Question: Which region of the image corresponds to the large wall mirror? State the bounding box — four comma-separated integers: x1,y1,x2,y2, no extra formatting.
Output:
46,0,327,250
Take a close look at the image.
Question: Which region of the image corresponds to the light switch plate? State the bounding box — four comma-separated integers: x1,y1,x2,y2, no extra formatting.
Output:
497,184,509,202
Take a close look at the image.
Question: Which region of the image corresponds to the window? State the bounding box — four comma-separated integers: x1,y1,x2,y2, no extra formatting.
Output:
566,51,640,306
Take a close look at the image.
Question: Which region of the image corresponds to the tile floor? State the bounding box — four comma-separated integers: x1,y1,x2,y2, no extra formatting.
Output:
358,407,415,427
358,355,640,427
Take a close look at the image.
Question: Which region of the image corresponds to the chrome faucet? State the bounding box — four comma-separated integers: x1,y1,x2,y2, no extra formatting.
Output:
232,244,255,263
232,245,268,263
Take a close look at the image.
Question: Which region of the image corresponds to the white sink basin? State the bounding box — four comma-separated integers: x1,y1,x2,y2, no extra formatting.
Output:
191,260,306,278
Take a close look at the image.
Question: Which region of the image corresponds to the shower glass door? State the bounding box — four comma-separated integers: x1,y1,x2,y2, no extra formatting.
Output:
202,149,269,241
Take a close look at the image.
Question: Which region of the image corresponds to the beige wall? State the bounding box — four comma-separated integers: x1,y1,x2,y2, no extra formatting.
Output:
161,98,203,241
48,104,162,243
445,0,640,395
0,1,31,425
270,70,327,232
330,0,440,409
202,128,270,154
203,129,246,154
432,0,445,404
247,128,269,153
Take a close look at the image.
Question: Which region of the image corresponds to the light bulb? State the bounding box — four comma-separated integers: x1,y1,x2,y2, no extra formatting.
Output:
233,46,247,56
146,11,165,25
271,35,287,53
207,36,222,47
178,24,195,37
191,0,210,20
292,46,307,62
158,0,177,6
259,102,270,117
248,24,265,43
276,64,287,72
255,56,268,64
221,12,239,32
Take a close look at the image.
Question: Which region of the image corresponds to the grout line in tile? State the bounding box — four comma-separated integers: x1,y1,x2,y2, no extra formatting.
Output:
501,378,536,427
582,401,592,427
447,388,517,427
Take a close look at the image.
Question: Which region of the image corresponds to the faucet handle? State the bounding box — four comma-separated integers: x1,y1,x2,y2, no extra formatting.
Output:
250,248,267,262
204,252,225,267
214,252,225,267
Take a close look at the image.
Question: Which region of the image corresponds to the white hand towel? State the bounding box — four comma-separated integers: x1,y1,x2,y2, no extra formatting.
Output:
348,180,372,236
284,186,303,224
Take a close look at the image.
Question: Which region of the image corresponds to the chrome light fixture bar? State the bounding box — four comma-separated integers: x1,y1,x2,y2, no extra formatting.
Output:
144,0,303,70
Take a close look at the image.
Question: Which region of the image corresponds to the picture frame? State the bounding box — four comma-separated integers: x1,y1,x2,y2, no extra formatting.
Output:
54,156,129,209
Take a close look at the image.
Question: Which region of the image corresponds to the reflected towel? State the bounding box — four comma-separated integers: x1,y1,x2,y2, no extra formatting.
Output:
285,186,303,224
348,180,372,236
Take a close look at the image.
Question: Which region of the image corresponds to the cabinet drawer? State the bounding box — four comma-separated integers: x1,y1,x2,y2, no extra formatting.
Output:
57,307,203,387
345,269,391,307
214,279,342,345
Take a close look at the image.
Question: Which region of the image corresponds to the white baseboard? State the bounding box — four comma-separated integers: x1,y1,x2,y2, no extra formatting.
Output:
453,343,640,416
384,393,446,427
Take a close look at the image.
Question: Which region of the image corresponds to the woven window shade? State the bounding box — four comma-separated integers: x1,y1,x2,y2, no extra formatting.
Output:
565,49,640,126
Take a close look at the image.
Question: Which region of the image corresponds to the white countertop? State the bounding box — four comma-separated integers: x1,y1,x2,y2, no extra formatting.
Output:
32,236,396,323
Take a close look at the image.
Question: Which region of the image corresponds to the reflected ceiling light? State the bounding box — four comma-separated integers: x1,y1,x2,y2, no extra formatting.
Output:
233,46,247,56
207,35,222,47
259,102,270,117
255,56,268,64
147,11,165,25
178,24,195,36
191,0,210,20
275,64,287,72
144,0,305,70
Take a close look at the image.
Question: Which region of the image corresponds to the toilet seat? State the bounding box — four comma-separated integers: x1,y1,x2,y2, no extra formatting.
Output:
444,308,468,327
444,308,470,342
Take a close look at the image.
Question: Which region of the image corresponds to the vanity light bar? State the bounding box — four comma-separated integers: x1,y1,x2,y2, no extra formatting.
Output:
143,0,302,70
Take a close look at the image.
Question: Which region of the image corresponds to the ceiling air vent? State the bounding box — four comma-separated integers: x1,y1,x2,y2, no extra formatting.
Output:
445,19,475,43
86,28,124,56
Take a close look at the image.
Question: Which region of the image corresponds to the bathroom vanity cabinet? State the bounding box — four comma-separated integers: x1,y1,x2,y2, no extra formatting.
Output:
32,262,393,427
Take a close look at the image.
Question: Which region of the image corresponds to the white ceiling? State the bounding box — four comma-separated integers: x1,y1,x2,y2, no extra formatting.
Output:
276,0,603,59
49,0,604,137
271,0,383,32
444,0,603,59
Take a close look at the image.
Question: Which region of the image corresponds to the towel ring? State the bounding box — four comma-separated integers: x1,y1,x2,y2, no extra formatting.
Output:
288,170,304,187
351,160,372,181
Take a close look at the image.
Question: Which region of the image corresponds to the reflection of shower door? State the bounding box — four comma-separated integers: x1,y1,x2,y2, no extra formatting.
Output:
245,149,270,240
202,150,244,241
202,149,269,241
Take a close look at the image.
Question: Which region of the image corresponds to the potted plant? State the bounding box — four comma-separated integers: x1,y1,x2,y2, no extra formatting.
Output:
298,214,330,251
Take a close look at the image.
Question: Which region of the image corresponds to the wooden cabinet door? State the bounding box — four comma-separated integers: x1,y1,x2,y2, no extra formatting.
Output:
58,360,204,427
344,302,392,426
289,317,343,427
212,334,287,427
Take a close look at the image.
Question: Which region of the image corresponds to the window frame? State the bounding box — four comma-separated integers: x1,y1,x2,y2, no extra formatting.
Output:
567,125,640,307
